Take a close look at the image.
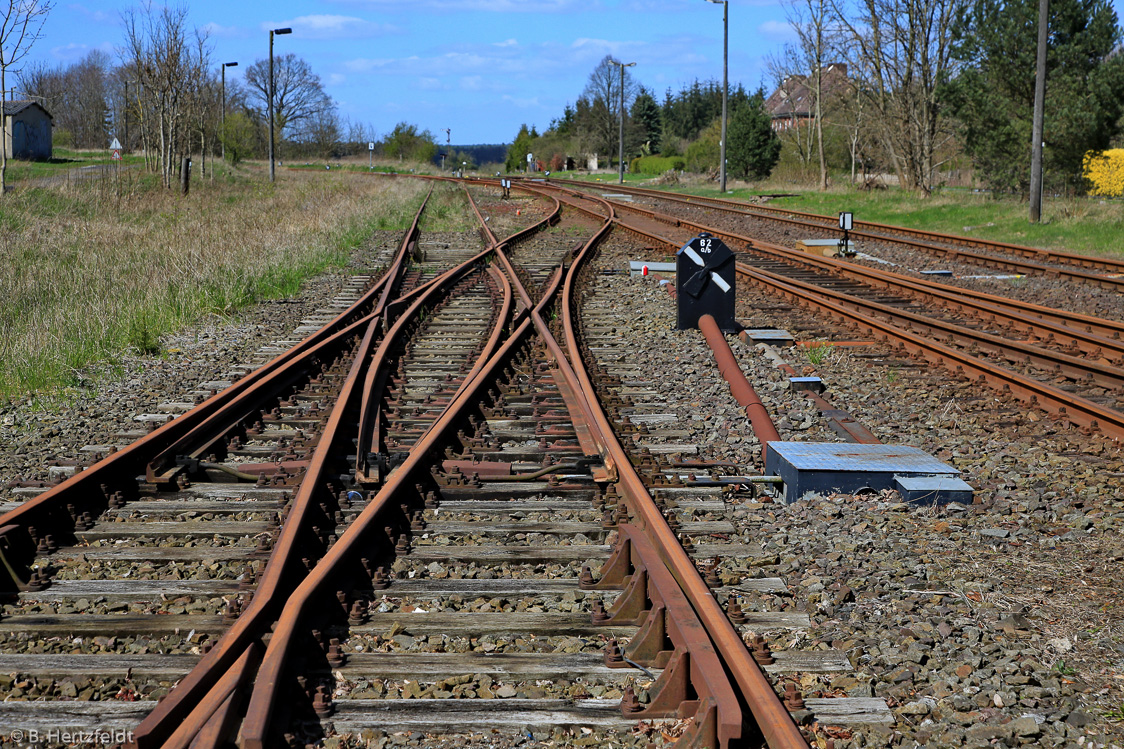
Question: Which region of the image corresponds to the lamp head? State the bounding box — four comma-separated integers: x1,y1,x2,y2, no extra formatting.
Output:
225,62,238,68
273,27,292,35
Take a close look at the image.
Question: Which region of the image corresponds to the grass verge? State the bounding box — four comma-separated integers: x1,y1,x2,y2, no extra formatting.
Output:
0,171,459,399
549,173,1123,258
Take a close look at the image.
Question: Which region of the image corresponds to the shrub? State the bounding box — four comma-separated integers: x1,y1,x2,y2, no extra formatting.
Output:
629,155,687,175
1084,150,1124,197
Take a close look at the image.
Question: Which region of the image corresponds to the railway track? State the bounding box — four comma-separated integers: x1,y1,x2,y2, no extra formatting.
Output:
521,180,1124,441
0,189,433,739
555,180,1124,290
0,180,851,749
3,173,1116,748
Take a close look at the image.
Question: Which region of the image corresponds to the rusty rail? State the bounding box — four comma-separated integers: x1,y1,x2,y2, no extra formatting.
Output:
131,193,433,748
238,273,546,748
735,262,1124,439
655,211,1124,361
0,190,433,596
551,178,1124,283
589,524,744,746
552,199,808,749
565,189,1124,442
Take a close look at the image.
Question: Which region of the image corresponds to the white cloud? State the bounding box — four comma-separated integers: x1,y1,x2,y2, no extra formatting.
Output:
49,41,114,63
493,39,518,48
502,94,541,108
331,0,591,11
266,15,391,39
201,22,244,38
66,4,112,23
328,73,347,85
758,20,797,40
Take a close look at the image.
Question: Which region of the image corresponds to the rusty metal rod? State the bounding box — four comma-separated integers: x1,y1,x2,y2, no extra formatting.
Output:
697,313,781,462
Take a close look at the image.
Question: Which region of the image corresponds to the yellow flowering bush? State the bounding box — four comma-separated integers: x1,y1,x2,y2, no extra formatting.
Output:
1084,149,1124,197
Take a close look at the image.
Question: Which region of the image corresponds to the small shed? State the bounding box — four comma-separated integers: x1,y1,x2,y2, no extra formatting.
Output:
1,101,52,160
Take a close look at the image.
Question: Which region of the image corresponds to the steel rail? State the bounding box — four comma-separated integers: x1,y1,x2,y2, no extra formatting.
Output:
735,262,1124,439
551,179,1124,280
239,178,761,748
631,203,1124,388
140,243,503,749
737,261,1124,390
434,181,758,746
239,271,546,749
569,191,1124,389
0,191,432,596
655,210,1124,359
609,213,1124,441
548,187,809,748
145,189,430,484
236,188,567,748
133,290,388,749
131,194,434,748
752,246,1124,357
352,246,497,482
354,259,512,484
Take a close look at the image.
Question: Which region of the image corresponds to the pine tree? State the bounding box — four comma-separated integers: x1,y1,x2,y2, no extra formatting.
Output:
946,0,1124,193
631,87,662,154
726,96,782,180
505,124,535,172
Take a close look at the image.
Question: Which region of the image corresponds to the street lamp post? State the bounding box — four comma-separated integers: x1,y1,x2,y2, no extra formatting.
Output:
705,0,728,193
268,27,292,182
609,60,635,185
221,62,238,163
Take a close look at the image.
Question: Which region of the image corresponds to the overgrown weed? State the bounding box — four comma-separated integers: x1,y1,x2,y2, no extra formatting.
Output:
0,171,435,399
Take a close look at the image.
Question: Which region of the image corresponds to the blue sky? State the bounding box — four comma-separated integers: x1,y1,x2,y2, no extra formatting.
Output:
26,0,1124,146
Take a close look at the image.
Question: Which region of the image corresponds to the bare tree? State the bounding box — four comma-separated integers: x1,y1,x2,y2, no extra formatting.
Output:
832,0,963,194
575,55,638,164
123,3,212,189
0,0,53,194
243,53,332,158
784,0,832,189
20,50,113,149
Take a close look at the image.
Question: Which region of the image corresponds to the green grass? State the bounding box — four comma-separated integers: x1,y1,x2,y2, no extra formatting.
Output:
552,172,1124,258
4,147,146,181
680,182,1123,259
0,171,445,400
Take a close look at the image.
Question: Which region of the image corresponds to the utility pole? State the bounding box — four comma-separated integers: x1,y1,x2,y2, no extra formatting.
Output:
1029,0,1048,223
705,0,729,193
609,60,635,185
221,62,238,163
268,27,292,182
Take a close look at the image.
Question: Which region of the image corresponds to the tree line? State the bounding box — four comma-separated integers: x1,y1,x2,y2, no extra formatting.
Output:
16,4,440,188
768,0,1124,195
509,0,1122,196
507,55,782,181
